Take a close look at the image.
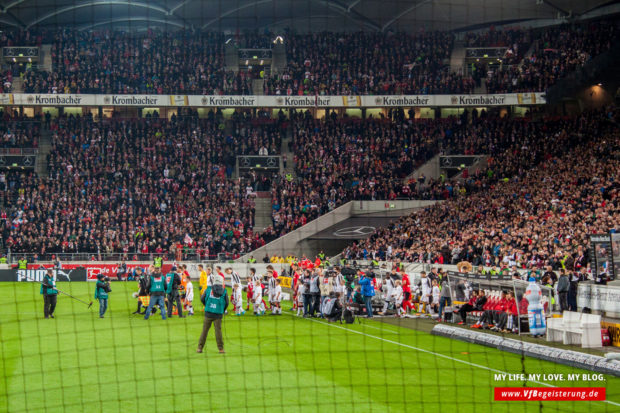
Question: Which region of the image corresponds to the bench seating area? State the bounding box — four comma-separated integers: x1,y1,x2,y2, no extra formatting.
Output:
546,311,602,348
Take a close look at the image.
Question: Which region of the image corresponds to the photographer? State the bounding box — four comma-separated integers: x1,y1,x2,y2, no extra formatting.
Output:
165,267,185,318
197,283,229,354
95,274,111,319
358,271,375,318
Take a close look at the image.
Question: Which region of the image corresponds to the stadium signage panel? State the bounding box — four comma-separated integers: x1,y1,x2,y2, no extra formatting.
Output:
446,270,512,281
26,263,173,280
106,95,160,106
28,94,84,105
432,324,620,376
6,93,546,107
577,283,620,313
192,96,257,107
0,268,87,281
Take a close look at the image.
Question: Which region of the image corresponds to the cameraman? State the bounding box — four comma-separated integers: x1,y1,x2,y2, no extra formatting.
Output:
166,267,185,318
95,274,111,318
358,271,376,318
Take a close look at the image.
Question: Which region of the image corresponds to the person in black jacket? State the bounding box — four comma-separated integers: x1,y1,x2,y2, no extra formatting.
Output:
556,269,569,311
166,268,185,318
458,290,478,325
133,267,149,314
41,269,58,319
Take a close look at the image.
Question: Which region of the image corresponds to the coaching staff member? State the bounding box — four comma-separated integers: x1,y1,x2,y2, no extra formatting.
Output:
41,269,58,318
197,282,228,354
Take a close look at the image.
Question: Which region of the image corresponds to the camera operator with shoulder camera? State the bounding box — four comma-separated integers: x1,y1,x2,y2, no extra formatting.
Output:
197,280,229,354
95,274,111,318
358,271,376,318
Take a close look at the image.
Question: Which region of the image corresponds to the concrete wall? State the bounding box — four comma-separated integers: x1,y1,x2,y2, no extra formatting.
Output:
237,199,439,262
404,155,441,182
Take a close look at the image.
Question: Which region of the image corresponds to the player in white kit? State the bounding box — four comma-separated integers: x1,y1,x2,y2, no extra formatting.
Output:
253,279,265,315
232,283,244,315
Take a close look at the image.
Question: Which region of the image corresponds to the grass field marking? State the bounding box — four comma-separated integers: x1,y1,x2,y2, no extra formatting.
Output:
307,317,620,408
354,320,400,334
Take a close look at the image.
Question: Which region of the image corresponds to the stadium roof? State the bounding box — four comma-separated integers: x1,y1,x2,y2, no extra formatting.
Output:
0,0,617,33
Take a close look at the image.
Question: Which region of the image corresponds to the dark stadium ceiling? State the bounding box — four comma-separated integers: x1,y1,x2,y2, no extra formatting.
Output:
0,0,617,32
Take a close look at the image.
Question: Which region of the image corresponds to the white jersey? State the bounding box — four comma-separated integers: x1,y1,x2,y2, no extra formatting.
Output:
230,271,241,286
254,284,263,304
432,285,440,303
185,281,194,302
392,285,403,304
273,285,282,302
384,277,395,300
333,273,345,293
232,286,242,306
268,277,277,296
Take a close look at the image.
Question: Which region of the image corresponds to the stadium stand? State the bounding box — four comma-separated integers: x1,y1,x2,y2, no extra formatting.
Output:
485,21,618,93
1,113,286,258
264,31,475,95
343,107,619,269
3,20,615,96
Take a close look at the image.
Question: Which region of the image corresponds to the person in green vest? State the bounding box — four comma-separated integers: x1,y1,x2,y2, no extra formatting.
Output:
144,269,168,320
95,274,111,318
370,258,379,268
0,255,7,264
153,256,163,269
340,258,347,266
40,269,58,319
18,257,28,270
197,284,229,354
318,251,325,261
248,255,256,264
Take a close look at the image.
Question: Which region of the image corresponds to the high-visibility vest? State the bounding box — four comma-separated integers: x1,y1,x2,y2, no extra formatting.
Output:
150,276,166,293
18,259,27,269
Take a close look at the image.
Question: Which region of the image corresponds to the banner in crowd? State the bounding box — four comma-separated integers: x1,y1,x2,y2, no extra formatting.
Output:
279,276,292,288
611,232,620,281
27,263,173,280
590,233,615,281
577,283,620,313
0,268,87,282
4,92,547,108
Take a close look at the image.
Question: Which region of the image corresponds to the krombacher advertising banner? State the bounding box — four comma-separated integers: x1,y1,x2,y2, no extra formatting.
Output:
4,93,546,108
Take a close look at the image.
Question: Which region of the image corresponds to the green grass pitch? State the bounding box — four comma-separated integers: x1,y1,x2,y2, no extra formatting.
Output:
1,282,619,412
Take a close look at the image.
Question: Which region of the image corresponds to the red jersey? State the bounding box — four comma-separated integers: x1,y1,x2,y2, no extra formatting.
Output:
401,273,411,293
506,298,518,315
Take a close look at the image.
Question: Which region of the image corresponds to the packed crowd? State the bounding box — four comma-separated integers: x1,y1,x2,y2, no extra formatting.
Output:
269,108,554,236
1,112,292,258
5,20,616,96
23,30,252,95
344,107,619,276
0,116,40,148
485,22,618,93
269,111,450,235
464,27,532,65
264,31,475,95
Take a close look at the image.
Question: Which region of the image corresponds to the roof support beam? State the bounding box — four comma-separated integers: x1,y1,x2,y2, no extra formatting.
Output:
78,17,186,31
202,0,274,29
26,1,177,29
382,0,432,32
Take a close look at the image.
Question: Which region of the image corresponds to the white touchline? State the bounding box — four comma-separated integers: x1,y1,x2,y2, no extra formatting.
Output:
308,317,620,407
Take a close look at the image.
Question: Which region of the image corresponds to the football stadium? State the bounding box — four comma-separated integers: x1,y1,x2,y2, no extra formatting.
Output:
1,0,620,412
